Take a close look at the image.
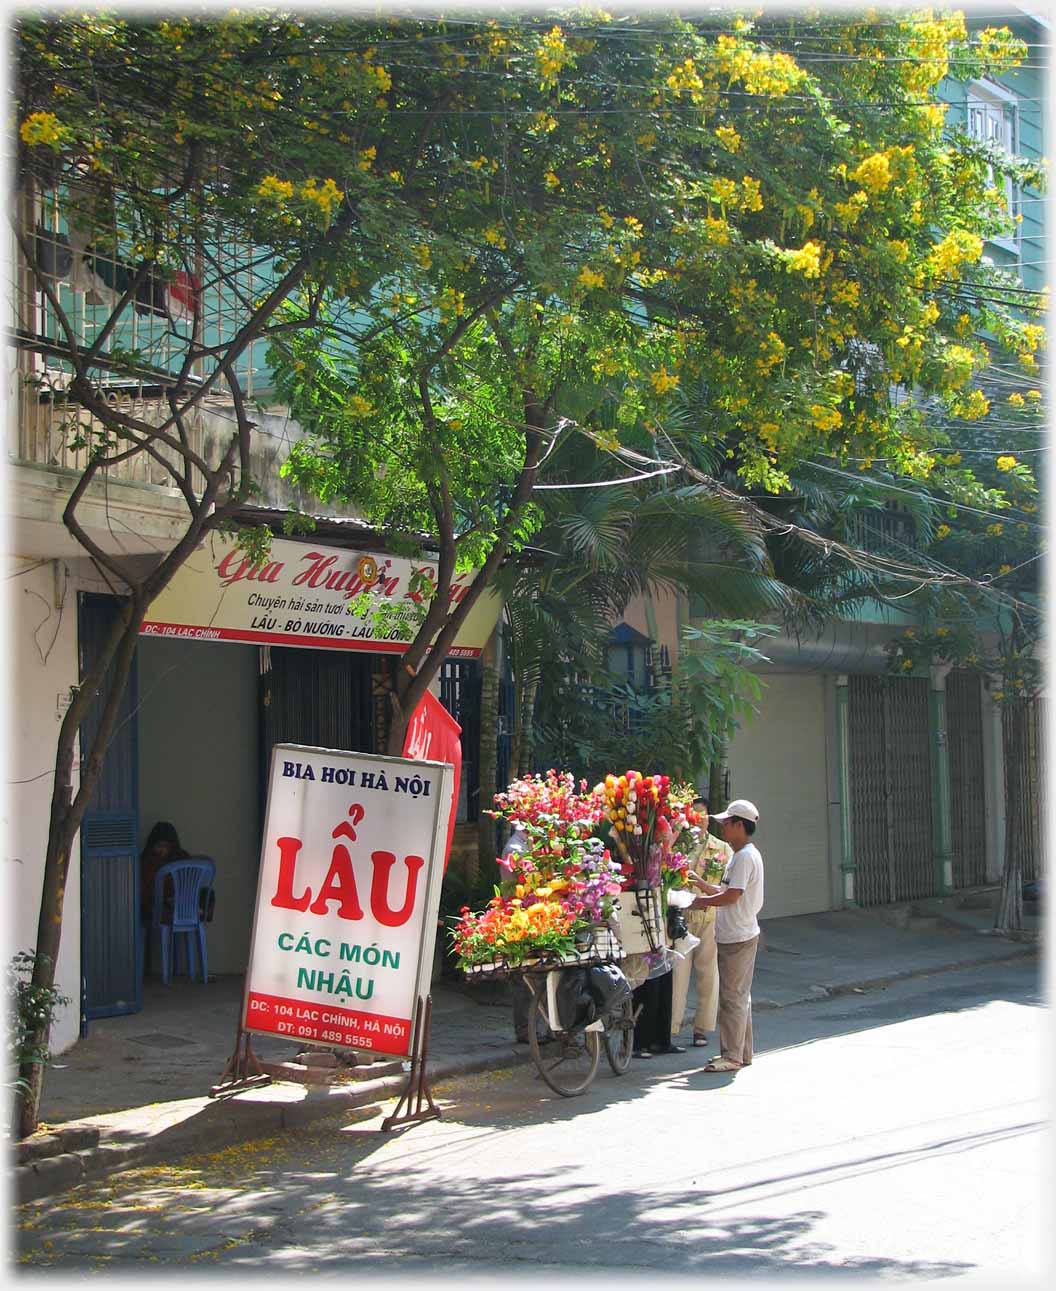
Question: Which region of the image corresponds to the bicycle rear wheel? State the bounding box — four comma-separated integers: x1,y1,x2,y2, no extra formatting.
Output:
603,996,635,1075
528,988,600,1097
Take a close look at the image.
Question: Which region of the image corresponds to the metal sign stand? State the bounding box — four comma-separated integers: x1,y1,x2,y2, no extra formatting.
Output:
381,995,441,1131
210,1011,272,1098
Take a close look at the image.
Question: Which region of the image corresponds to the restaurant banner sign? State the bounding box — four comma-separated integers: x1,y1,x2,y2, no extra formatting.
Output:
140,533,500,658
243,744,454,1058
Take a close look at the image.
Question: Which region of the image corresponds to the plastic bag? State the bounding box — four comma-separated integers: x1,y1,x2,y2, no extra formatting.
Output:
670,931,701,959
553,968,596,1030
586,963,631,1015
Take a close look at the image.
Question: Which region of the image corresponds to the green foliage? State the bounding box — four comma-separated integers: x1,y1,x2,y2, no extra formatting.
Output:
534,620,778,783
7,952,70,1096
881,366,1042,699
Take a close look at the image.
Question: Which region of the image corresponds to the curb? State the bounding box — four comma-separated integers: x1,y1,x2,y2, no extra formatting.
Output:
15,946,1038,1205
14,1046,534,1206
754,941,1038,1011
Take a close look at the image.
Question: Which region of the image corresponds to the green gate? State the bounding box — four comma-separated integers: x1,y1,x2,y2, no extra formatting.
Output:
848,676,935,906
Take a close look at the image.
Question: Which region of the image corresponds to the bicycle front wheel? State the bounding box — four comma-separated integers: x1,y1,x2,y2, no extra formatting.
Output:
603,995,635,1075
528,988,601,1097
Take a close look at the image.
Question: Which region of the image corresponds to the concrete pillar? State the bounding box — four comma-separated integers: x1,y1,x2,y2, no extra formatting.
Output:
929,663,955,895
835,674,857,906
981,674,1006,882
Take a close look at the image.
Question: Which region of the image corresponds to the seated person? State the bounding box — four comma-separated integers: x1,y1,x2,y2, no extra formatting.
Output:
140,821,215,924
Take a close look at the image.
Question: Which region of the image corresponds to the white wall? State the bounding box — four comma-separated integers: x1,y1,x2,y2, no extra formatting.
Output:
726,671,833,919
137,639,260,974
6,558,82,1054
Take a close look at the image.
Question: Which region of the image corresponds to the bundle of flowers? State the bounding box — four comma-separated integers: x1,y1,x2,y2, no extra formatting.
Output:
487,770,602,840
593,771,694,891
453,771,623,970
451,894,579,968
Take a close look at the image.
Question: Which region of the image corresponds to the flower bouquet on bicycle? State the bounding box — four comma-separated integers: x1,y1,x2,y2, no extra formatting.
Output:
450,771,624,976
449,771,635,1095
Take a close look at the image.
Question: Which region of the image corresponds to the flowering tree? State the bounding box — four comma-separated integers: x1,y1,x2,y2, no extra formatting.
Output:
12,9,1042,1129
269,9,1040,754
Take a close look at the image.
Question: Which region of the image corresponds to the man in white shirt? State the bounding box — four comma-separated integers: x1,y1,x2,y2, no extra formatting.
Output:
688,798,763,1073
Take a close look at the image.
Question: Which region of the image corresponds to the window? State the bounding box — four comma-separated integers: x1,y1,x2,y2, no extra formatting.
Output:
966,82,1019,244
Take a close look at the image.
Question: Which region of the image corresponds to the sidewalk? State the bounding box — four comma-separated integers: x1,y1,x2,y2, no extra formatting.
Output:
13,897,1040,1203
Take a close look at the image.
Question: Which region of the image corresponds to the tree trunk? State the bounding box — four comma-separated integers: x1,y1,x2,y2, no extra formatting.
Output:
477,630,500,872
16,599,144,1137
994,699,1030,934
516,673,539,777
708,745,727,811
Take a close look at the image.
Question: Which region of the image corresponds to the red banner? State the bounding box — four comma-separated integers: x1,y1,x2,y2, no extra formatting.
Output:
245,990,410,1054
402,691,461,872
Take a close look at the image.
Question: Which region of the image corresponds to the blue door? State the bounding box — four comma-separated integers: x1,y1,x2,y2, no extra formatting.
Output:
79,593,140,1027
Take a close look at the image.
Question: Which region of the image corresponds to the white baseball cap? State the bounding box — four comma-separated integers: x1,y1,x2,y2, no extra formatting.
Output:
711,798,759,823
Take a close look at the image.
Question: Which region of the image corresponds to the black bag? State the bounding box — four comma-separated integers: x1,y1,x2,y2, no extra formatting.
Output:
586,963,631,1015
554,968,597,1030
667,905,689,942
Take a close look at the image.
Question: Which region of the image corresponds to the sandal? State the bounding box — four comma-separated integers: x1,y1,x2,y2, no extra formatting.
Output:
692,1033,708,1047
702,1056,741,1073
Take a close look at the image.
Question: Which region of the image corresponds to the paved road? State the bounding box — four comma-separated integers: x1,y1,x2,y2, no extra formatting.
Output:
16,959,1046,1282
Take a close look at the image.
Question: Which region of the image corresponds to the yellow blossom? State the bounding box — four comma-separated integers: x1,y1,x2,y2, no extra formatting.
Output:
996,455,1017,472
577,266,606,290
702,215,730,245
834,192,868,227
1007,392,1025,407
997,565,1012,577
936,524,952,539
544,170,561,190
713,176,738,205
299,177,344,223
786,241,822,278
20,111,68,150
810,404,842,431
357,146,376,172
852,152,892,195
741,176,763,211
715,125,742,152
650,366,680,395
484,226,508,249
257,174,294,203
348,394,375,418
536,26,571,88
927,230,983,280
986,523,1004,537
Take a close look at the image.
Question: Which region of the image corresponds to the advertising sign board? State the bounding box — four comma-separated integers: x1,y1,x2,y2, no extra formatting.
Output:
243,744,454,1058
140,533,501,658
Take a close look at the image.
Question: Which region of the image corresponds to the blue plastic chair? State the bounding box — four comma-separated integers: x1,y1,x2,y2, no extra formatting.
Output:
151,858,215,985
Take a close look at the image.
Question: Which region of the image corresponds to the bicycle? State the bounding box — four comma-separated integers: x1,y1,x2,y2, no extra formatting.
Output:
520,956,638,1097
